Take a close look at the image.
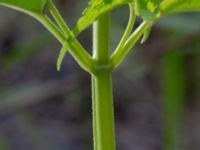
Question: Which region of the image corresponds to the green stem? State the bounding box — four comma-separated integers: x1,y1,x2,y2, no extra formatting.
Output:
92,12,116,150
48,1,97,72
48,0,71,36
114,3,135,56
163,51,185,150
92,71,115,150
33,14,95,73
93,13,110,64
35,15,66,43
111,21,149,69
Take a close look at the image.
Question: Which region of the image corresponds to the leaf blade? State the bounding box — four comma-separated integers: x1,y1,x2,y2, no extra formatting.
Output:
160,0,200,16
73,0,133,35
134,0,200,24
0,0,49,14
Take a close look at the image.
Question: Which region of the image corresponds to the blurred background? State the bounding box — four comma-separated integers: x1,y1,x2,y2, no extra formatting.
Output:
0,0,200,150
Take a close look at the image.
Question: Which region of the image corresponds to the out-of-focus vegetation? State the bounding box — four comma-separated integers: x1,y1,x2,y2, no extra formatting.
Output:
0,1,200,150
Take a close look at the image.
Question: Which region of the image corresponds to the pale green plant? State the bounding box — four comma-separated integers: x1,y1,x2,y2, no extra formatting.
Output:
0,0,200,149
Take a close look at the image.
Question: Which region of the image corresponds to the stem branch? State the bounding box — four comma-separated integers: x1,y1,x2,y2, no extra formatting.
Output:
33,14,95,73
114,3,135,56
48,0,71,36
111,21,149,68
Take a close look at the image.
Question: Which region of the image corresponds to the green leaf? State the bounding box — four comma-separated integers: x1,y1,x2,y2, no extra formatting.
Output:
134,0,200,24
57,43,69,71
73,0,133,35
134,0,162,23
0,0,49,14
160,0,200,16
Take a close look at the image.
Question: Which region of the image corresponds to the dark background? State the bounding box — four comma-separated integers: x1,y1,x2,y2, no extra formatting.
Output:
0,0,200,149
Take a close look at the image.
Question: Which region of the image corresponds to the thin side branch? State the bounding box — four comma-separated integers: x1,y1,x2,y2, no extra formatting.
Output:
111,21,149,69
34,14,95,73
113,3,135,56
48,0,71,36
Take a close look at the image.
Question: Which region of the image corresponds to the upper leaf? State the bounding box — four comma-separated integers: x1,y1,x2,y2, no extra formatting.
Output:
160,0,200,16
73,0,133,35
134,0,162,23
134,0,200,24
0,0,49,14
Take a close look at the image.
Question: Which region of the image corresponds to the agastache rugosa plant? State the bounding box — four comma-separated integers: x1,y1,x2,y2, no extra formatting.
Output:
0,0,200,149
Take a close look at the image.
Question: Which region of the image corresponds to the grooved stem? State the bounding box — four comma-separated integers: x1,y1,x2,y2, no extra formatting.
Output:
92,12,116,150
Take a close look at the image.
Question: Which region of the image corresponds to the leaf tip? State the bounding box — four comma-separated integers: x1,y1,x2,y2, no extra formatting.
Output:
56,43,69,72
56,62,61,72
140,26,152,44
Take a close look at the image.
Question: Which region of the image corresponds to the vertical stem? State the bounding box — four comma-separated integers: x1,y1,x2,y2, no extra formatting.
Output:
93,12,110,64
92,71,115,150
162,51,185,150
92,12,116,150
